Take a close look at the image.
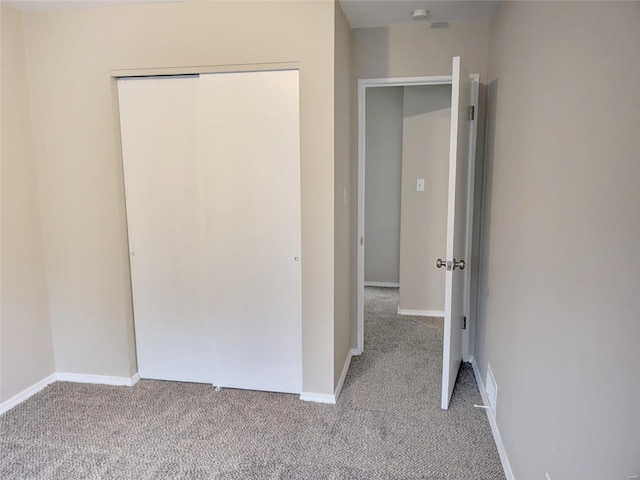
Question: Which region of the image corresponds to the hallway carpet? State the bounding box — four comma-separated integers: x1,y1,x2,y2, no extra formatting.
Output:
0,287,505,479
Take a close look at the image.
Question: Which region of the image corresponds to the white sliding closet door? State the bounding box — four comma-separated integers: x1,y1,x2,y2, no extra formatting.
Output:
118,76,213,383
118,70,302,394
199,70,302,394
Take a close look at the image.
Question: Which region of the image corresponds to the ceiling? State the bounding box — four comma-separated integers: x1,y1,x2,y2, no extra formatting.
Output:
2,0,501,26
339,0,501,29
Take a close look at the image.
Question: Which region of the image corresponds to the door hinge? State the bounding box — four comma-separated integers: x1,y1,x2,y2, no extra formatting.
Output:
462,316,467,330
469,106,475,121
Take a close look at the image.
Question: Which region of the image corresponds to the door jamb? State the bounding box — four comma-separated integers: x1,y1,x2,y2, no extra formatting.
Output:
463,74,480,361
355,74,479,360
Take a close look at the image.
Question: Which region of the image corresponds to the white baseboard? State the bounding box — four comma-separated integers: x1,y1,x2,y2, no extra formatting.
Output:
0,373,57,415
397,307,445,317
469,356,515,480
364,281,399,288
300,349,354,405
334,350,352,401
350,347,361,356
299,392,336,404
1,371,141,416
57,372,140,387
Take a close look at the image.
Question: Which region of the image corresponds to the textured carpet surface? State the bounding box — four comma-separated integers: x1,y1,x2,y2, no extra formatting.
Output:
0,287,505,479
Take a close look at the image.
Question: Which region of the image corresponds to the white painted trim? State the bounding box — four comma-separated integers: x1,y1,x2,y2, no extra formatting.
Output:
299,349,352,403
359,76,452,88
299,392,336,404
0,374,57,415
357,74,460,357
350,347,360,357
111,62,301,79
469,356,515,480
462,74,480,363
397,308,445,317
356,77,366,356
334,350,352,401
364,281,399,288
56,372,140,387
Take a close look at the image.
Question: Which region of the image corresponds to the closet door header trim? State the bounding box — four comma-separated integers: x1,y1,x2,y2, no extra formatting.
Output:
110,62,300,79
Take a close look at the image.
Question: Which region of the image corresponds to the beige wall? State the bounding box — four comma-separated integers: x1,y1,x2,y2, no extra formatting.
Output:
364,87,403,285
476,2,640,478
352,19,490,346
333,1,352,387
398,85,450,313
0,6,56,403
21,1,336,395
353,20,489,80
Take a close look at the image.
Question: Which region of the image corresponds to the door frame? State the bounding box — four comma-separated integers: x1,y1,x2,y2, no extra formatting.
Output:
356,74,479,360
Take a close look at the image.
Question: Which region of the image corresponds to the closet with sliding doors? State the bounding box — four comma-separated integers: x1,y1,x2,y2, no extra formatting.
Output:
117,69,302,394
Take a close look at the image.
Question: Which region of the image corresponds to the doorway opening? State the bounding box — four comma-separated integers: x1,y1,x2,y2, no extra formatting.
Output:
363,83,452,316
356,66,479,409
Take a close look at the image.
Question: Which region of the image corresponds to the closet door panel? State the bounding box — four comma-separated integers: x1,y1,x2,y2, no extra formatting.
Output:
199,70,302,393
118,76,212,383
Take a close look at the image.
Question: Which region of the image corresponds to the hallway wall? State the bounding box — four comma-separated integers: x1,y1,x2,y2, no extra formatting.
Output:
398,85,450,313
364,87,403,286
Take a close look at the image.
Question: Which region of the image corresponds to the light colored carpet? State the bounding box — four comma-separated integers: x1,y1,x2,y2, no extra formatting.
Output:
0,287,505,479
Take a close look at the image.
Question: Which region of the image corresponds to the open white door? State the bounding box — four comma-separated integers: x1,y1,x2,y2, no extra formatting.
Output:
441,57,472,410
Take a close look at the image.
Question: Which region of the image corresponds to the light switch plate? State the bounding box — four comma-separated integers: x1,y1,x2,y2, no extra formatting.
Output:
416,179,425,192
